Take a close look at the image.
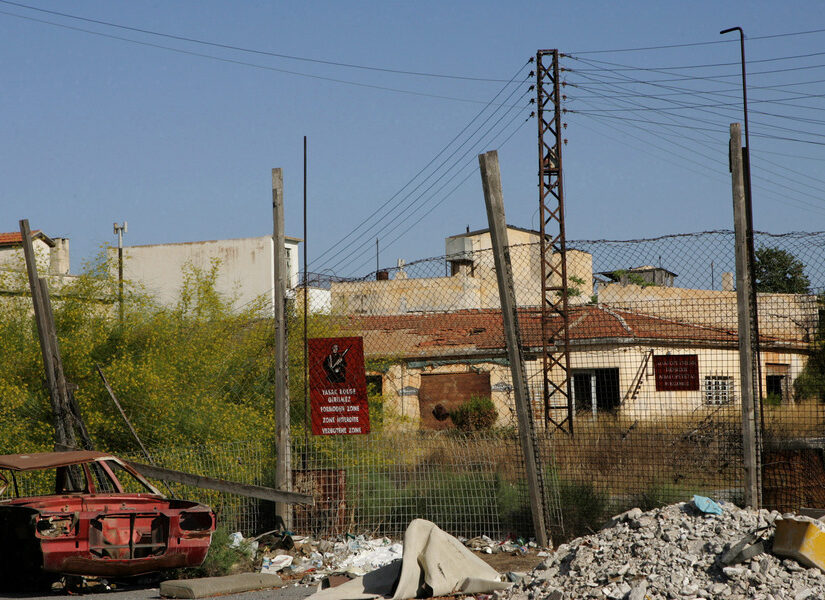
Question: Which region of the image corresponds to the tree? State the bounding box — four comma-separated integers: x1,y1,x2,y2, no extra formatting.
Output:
754,246,810,294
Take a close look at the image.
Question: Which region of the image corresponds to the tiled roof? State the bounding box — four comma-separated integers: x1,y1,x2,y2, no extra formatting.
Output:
347,305,793,359
0,230,49,247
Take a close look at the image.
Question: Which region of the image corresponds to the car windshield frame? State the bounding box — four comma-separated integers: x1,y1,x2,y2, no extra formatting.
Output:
0,454,162,499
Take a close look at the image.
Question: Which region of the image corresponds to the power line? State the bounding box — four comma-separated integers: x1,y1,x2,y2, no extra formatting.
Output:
565,59,825,86
324,92,531,275
568,50,825,73
568,27,825,55
565,56,825,140
308,63,532,269
0,0,508,82
568,92,825,113
564,68,825,213
0,8,512,106
568,76,825,100
569,110,825,218
323,93,532,275
345,114,533,275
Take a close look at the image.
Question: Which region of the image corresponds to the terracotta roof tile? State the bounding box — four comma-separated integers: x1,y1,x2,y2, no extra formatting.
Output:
0,230,44,246
347,305,790,359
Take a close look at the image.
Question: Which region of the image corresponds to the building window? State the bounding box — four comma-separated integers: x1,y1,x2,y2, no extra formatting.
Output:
572,368,620,414
704,376,734,405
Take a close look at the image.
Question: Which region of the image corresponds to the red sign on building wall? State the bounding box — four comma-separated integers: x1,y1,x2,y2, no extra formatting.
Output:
653,354,700,391
308,337,370,435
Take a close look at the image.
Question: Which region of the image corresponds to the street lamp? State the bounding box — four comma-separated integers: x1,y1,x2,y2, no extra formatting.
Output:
720,26,764,432
113,221,127,323
720,27,754,225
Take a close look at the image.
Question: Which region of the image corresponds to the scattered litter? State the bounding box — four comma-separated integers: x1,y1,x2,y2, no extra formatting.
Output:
261,554,294,573
774,515,825,573
305,519,511,600
692,494,724,515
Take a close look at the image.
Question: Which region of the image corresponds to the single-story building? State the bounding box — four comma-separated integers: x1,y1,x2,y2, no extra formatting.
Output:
345,303,812,429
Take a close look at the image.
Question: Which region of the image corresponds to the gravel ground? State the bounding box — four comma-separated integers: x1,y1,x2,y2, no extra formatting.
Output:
0,580,317,600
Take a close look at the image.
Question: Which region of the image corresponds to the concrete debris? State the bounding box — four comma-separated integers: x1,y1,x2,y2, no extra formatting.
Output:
465,535,533,555
503,501,825,600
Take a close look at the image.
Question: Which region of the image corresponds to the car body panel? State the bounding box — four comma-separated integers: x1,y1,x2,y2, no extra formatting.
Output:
0,452,214,582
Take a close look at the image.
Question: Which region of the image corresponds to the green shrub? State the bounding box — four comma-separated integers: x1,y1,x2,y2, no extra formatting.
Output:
347,468,501,537
495,474,531,536
555,478,609,540
184,529,254,578
632,481,692,512
765,393,782,407
449,396,497,431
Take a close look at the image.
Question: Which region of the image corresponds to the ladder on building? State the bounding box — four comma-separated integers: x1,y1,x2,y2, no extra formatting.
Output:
624,349,654,403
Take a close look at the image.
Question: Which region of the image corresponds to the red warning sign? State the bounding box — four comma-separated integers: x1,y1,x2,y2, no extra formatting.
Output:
308,337,370,436
654,354,700,391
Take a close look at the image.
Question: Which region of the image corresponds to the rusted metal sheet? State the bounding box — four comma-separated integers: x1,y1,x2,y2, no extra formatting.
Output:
0,450,113,471
418,372,491,430
293,469,347,535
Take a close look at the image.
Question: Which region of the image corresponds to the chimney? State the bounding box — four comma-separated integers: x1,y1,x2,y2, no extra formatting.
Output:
49,238,70,275
721,272,734,292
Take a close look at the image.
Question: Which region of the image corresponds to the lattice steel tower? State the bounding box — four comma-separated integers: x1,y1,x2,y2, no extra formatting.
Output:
536,49,573,435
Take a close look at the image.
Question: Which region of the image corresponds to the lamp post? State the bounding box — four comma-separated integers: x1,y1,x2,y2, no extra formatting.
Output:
113,221,127,323
721,26,764,502
721,26,760,338
720,27,754,227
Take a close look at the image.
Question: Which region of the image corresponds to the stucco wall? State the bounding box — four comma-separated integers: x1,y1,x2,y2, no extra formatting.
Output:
111,236,300,312
598,283,818,340
374,345,810,429
331,228,593,315
0,239,51,274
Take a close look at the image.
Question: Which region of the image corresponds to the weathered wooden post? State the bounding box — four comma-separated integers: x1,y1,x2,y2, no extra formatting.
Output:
479,150,549,547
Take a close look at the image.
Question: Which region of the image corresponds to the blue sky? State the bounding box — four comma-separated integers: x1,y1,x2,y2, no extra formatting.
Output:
3,1,825,276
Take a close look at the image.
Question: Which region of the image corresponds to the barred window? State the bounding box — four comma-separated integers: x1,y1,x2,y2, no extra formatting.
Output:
704,375,734,405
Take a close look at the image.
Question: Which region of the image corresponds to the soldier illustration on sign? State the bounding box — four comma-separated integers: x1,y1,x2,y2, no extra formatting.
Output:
323,344,348,383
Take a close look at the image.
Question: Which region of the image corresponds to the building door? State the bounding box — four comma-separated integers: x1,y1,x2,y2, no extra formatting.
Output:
766,363,790,403
418,371,491,430
572,368,620,415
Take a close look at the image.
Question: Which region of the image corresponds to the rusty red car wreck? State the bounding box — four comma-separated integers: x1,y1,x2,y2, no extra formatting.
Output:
0,450,214,587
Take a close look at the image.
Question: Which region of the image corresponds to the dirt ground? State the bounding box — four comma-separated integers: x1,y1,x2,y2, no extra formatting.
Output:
474,548,546,573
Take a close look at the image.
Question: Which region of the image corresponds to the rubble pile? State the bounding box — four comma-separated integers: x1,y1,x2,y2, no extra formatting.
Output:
511,501,825,600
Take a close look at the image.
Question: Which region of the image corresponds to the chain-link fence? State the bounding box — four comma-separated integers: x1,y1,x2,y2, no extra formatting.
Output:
287,229,825,541
3,229,825,543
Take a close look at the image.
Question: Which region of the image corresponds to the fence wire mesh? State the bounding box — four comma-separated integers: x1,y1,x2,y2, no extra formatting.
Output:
3,229,825,543
291,229,825,541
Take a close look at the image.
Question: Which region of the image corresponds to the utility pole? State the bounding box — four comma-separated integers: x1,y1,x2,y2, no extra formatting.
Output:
272,168,293,530
114,222,127,323
730,123,760,509
20,220,71,447
19,219,94,452
536,49,573,435
479,150,549,547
